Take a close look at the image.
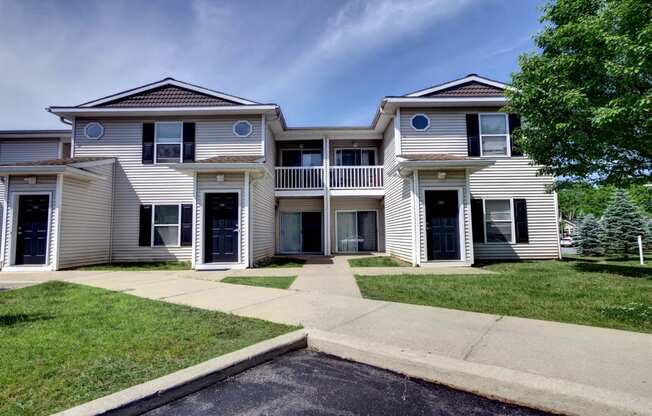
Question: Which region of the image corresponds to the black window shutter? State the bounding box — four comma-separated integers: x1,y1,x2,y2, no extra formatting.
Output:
183,122,195,163
471,199,485,243
509,114,523,156
514,199,529,243
466,114,480,157
142,123,155,164
180,204,193,246
138,205,152,246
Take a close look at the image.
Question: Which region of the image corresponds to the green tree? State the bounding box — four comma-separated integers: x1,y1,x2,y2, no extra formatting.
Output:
506,0,652,185
557,183,652,220
601,190,648,256
575,214,603,256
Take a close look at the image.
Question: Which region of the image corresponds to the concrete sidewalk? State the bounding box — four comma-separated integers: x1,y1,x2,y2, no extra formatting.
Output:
3,270,652,410
290,256,361,298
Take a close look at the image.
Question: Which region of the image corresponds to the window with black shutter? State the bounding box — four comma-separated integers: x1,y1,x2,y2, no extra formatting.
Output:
138,205,152,246
471,199,485,243
180,204,193,246
183,123,195,163
466,114,480,157
509,114,523,156
514,199,529,243
142,123,155,164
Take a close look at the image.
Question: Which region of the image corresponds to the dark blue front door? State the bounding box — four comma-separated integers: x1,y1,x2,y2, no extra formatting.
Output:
204,193,239,263
15,194,49,265
425,190,460,260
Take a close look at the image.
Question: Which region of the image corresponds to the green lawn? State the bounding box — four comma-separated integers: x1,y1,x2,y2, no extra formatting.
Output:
255,257,305,268
0,282,296,415
221,275,297,289
348,256,410,267
355,257,652,334
73,261,191,271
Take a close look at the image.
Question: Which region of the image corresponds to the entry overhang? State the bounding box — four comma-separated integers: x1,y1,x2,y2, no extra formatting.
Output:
397,158,495,177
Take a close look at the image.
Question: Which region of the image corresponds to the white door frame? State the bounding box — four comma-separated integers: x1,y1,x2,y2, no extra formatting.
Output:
420,187,466,262
6,191,53,270
198,189,242,267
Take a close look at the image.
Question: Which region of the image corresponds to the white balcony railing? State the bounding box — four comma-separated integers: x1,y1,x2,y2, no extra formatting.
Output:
275,166,324,190
330,166,384,189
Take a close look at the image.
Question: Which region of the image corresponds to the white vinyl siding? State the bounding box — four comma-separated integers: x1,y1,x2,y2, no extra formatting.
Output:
382,119,414,263
470,159,558,259
0,140,60,163
400,110,467,156
195,116,263,160
58,163,114,269
2,175,57,267
330,197,385,253
417,170,472,264
250,122,276,263
74,119,193,262
195,172,246,265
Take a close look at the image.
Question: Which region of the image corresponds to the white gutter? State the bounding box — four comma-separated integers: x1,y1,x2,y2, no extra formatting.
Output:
47,105,278,118
383,97,507,106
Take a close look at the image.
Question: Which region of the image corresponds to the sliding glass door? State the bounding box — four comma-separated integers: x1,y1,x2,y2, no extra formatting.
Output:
336,211,377,253
279,212,322,253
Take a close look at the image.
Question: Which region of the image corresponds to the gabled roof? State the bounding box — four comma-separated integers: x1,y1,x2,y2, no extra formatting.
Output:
404,74,510,98
76,78,259,108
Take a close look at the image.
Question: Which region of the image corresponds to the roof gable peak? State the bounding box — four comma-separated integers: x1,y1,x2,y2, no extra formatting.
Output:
405,74,511,98
77,78,259,108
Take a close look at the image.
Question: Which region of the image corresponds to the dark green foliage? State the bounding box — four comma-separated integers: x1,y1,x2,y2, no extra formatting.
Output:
506,0,652,185
601,190,648,256
576,214,604,256
557,183,652,220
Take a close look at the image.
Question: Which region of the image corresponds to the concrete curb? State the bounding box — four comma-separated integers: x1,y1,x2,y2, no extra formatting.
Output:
53,330,307,416
307,329,652,416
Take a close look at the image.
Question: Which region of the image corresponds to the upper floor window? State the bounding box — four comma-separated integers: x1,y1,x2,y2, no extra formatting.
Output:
155,122,182,163
233,120,253,137
480,114,509,157
84,122,104,140
335,148,376,166
410,114,430,131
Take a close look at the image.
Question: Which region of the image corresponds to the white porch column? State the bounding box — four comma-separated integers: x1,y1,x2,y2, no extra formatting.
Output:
323,136,331,255
244,171,251,267
410,170,421,267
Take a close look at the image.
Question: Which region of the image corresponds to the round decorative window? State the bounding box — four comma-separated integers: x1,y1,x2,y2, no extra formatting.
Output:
84,122,104,140
410,114,430,131
233,120,253,137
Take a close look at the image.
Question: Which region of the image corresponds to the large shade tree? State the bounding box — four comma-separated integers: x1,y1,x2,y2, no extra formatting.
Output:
506,0,652,185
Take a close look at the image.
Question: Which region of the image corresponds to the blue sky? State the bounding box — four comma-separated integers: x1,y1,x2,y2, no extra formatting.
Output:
0,0,544,129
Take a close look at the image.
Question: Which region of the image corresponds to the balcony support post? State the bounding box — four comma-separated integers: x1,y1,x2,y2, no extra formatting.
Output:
324,136,331,255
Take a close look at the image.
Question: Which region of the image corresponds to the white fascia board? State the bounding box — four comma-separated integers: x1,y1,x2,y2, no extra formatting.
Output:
171,162,266,176
397,159,495,176
78,79,258,107
277,128,380,140
384,97,508,106
0,166,102,180
406,75,512,97
329,189,384,197
0,132,71,139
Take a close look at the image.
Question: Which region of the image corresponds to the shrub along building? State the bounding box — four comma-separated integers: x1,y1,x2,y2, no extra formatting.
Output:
0,74,560,271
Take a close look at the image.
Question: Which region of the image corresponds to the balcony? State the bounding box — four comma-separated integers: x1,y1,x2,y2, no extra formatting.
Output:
274,166,383,194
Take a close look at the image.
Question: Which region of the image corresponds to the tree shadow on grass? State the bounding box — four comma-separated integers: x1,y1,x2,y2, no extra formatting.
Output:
572,262,652,279
0,313,54,327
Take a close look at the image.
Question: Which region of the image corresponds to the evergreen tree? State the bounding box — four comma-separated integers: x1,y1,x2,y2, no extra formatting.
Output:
575,214,603,256
601,190,648,257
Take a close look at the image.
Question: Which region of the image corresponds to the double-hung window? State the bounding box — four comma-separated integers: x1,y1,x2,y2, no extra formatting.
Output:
155,122,183,163
480,114,509,157
484,200,513,243
153,204,180,246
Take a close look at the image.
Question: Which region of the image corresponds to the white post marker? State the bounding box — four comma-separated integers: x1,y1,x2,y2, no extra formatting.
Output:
638,235,644,265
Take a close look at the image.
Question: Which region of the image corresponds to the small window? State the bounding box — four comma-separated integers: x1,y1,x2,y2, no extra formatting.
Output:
84,122,104,140
153,204,180,246
480,114,509,156
484,200,513,243
155,122,182,163
410,114,430,131
233,120,253,137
